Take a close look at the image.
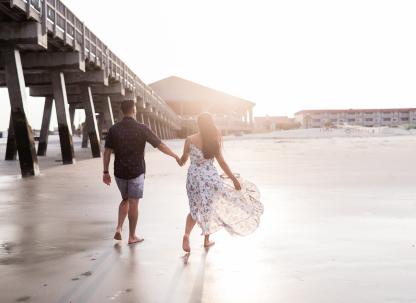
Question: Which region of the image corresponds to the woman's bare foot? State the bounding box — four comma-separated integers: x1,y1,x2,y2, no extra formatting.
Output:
128,236,144,245
204,236,215,248
182,235,191,252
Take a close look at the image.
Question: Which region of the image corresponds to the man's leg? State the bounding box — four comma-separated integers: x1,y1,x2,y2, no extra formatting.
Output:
114,199,129,240
128,198,143,244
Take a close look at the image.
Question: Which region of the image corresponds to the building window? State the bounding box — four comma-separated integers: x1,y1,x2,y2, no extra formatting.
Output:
348,119,355,122
330,119,337,122
365,118,373,122
383,118,391,121
401,117,409,121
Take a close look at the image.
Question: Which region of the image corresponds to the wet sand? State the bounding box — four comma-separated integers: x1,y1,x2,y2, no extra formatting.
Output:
1,131,416,302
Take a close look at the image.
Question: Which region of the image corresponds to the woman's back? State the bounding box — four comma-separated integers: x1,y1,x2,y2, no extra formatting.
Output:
187,135,215,167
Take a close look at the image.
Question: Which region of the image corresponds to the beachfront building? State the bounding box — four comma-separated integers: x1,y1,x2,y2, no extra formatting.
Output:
150,76,255,137
294,108,416,128
255,116,299,131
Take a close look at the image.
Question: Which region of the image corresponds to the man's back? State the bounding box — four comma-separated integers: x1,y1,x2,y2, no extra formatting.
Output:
105,117,161,180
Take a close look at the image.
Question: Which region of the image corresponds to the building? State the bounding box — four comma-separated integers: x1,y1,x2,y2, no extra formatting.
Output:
255,116,299,131
150,76,255,136
294,108,416,128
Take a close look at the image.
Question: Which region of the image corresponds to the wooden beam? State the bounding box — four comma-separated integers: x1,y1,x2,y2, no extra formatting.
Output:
51,71,75,164
80,83,101,158
3,47,39,176
5,112,17,160
0,22,47,49
37,97,53,156
17,52,85,72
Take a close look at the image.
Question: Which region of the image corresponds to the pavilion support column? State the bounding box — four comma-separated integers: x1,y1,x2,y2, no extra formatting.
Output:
151,117,159,137
163,124,169,140
81,121,88,148
113,108,122,123
80,83,101,158
5,112,17,160
69,104,76,133
160,124,165,140
144,114,152,130
136,111,144,124
157,121,164,139
37,96,53,156
165,126,169,139
171,127,175,139
51,71,75,164
249,108,253,124
3,47,39,176
103,96,114,130
155,120,162,139
97,114,104,140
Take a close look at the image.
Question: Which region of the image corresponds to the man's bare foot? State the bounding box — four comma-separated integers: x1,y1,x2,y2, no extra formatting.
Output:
128,236,144,244
204,236,215,248
114,231,122,240
182,235,191,252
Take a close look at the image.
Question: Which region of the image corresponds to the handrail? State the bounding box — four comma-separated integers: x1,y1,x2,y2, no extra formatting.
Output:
18,0,182,126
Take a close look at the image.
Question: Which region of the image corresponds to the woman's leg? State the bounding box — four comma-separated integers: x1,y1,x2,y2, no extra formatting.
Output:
183,213,196,252
204,234,215,248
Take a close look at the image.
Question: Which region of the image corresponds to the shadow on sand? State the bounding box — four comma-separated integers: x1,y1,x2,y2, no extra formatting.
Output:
164,248,210,303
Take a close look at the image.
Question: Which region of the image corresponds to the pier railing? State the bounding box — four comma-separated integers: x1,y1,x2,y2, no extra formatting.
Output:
13,0,180,125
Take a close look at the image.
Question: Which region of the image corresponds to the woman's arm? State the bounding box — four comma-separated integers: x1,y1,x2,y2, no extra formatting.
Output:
215,149,241,190
179,137,191,166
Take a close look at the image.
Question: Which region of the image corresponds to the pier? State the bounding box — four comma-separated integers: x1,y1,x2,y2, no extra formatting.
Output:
0,0,182,177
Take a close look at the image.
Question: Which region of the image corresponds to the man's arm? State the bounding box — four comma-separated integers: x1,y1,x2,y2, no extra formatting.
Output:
143,125,180,163
103,147,112,185
158,143,180,161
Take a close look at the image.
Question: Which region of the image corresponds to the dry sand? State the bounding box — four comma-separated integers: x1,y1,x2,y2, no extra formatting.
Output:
1,129,416,302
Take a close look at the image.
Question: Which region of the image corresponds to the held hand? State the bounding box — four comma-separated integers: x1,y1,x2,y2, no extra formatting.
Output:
232,178,241,190
175,155,184,167
103,173,111,186
176,157,184,167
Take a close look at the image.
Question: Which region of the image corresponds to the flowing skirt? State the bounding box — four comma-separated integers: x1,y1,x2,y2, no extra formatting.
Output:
186,164,263,236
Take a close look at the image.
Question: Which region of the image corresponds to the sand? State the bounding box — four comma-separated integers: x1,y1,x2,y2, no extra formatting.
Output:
1,129,416,302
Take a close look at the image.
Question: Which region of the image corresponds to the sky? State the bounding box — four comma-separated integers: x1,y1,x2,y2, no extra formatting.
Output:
2,0,416,130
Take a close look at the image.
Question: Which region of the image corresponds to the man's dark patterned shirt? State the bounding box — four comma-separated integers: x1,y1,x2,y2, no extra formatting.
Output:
105,117,161,179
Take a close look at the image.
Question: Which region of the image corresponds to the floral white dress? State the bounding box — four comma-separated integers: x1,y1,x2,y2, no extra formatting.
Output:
186,143,264,236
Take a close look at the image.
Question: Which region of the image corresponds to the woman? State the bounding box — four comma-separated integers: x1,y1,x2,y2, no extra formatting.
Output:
178,113,263,252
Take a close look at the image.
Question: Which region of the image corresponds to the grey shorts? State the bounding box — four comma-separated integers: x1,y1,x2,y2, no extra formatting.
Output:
115,174,145,200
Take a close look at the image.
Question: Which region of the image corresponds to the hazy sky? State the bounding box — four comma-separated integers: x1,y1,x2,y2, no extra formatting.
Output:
2,0,416,130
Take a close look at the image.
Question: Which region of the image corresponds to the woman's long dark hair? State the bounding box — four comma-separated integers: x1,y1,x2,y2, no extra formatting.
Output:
197,113,221,159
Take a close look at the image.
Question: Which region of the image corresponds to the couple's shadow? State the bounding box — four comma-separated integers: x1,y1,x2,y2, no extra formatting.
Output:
166,248,210,303
113,241,210,303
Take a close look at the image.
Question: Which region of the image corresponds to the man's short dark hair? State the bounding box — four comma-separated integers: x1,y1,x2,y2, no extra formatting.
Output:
121,100,136,115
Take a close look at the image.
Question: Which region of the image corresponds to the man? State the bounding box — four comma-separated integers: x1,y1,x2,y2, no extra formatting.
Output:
103,100,179,244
